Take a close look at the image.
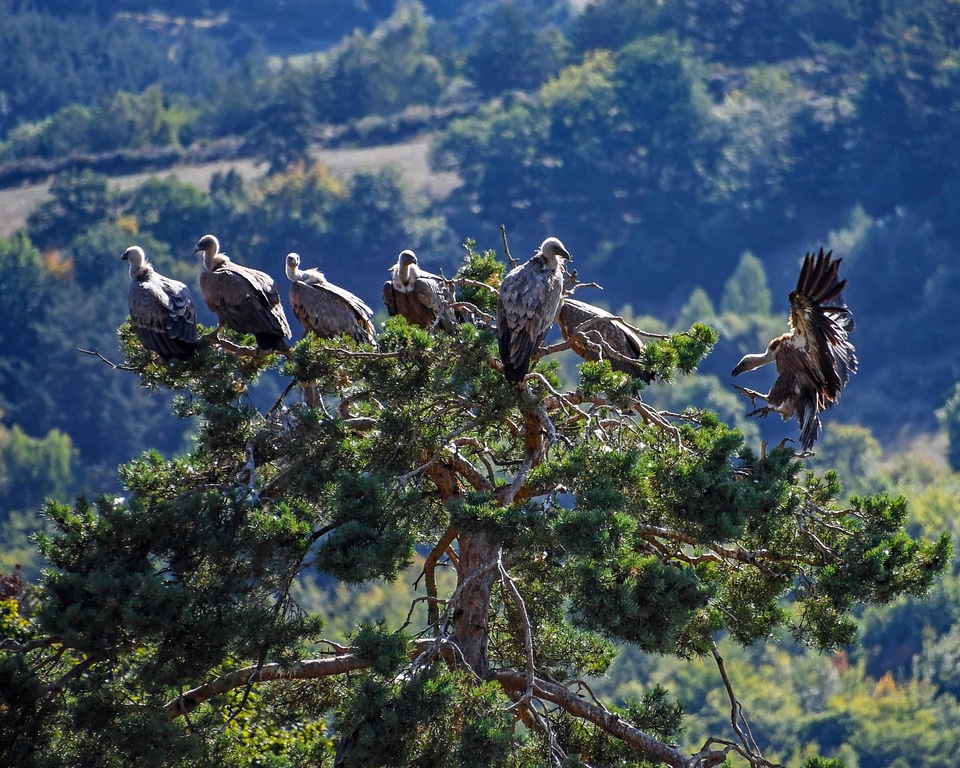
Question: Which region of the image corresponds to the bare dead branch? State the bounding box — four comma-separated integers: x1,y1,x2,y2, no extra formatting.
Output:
495,670,695,768
329,348,406,361
634,523,803,573
496,404,551,506
43,655,99,696
450,278,500,295
164,655,369,719
450,438,498,490
0,636,67,653
266,379,298,417
394,420,485,487
712,641,782,768
497,554,536,704
501,224,517,269
77,347,138,371
423,525,459,629
567,280,603,295
341,417,378,431
206,329,287,359
449,300,495,326
628,397,683,445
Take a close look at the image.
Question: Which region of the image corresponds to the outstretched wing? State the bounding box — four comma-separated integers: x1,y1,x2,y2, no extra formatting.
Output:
788,247,858,405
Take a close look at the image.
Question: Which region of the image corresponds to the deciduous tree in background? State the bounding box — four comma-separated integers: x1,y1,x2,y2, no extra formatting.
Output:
0,245,949,768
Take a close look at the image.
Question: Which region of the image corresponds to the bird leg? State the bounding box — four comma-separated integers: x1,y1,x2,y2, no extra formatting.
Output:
732,385,770,408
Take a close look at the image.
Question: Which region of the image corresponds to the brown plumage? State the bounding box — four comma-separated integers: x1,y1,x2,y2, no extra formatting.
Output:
122,245,199,361
496,237,571,384
193,234,291,353
285,253,376,345
557,298,652,383
382,249,457,333
732,247,857,450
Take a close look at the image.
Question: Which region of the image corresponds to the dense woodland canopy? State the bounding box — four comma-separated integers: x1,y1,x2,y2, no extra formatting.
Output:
3,1,960,766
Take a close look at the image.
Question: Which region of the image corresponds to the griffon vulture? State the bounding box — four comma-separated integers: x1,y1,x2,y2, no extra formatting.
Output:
382,249,457,333
193,234,292,353
122,245,199,361
496,237,571,384
732,247,857,450
557,298,653,383
285,253,376,345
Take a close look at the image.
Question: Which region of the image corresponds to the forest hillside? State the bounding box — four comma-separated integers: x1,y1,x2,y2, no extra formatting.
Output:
2,2,960,767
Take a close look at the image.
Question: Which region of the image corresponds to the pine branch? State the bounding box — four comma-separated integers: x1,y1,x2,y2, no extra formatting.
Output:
76,347,138,371
497,554,536,704
711,641,783,768
495,670,696,768
501,223,517,269
422,525,459,629
164,654,369,719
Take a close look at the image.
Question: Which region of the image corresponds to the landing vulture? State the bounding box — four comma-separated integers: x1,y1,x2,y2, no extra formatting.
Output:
285,253,376,345
193,234,291,353
557,298,652,383
122,246,199,361
732,247,857,450
496,237,571,384
382,249,457,333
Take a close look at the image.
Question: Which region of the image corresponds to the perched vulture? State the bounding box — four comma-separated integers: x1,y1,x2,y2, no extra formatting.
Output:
557,298,652,383
382,249,457,333
732,247,857,450
193,234,291,353
285,253,376,345
496,237,571,384
121,245,199,361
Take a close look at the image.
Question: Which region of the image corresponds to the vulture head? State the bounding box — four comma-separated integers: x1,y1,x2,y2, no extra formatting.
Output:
392,249,420,291
121,245,149,275
285,252,304,281
286,252,327,286
194,234,221,270
537,237,572,270
731,338,780,376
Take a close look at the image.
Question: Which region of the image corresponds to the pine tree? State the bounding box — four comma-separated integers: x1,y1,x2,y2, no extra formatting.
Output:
0,244,950,768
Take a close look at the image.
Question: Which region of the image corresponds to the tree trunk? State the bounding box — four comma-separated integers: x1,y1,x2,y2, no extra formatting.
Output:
449,529,498,679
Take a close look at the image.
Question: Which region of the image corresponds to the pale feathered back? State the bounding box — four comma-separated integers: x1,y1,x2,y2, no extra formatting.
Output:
286,253,376,344
122,246,199,361
382,249,457,333
496,237,571,384
557,297,652,383
193,234,291,352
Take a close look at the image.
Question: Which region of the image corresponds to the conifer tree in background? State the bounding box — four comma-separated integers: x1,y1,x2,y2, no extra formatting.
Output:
0,244,950,768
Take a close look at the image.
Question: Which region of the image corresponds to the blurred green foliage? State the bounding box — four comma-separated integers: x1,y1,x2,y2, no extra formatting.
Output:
2,1,960,766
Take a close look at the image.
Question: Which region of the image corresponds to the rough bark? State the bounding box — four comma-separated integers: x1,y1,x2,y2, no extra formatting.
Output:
448,530,499,679
164,654,368,719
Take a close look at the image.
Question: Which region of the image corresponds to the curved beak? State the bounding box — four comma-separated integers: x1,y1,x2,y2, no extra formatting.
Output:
732,350,776,377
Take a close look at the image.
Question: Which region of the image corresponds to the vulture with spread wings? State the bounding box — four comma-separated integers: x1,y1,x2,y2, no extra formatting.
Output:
122,246,199,361
732,247,857,450
193,234,292,354
496,237,571,384
557,297,653,383
286,253,376,345
382,249,457,333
